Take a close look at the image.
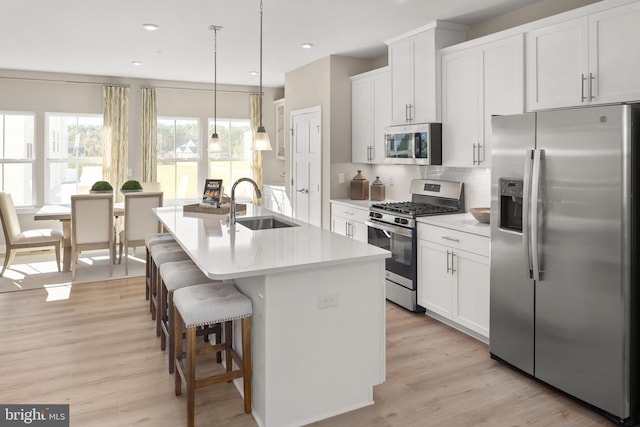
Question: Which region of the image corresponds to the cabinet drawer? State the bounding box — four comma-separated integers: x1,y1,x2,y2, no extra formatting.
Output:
417,223,489,256
331,203,369,223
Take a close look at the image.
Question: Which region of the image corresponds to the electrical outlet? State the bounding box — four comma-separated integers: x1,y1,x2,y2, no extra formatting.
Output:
338,173,345,184
318,293,338,309
389,176,395,187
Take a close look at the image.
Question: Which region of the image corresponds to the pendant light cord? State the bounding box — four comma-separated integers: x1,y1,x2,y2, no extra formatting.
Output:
209,25,221,136
259,0,264,128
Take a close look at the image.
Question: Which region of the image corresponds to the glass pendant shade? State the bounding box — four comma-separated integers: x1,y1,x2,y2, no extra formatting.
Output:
254,126,272,151
209,132,221,152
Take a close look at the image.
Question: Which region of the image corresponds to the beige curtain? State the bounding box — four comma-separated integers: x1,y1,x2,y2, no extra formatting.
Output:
250,93,263,206
141,87,157,183
102,85,129,202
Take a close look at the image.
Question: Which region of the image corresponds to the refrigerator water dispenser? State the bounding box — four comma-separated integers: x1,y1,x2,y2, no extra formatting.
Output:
499,178,523,232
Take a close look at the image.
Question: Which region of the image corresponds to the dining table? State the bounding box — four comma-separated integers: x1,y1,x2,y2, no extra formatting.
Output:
33,203,125,272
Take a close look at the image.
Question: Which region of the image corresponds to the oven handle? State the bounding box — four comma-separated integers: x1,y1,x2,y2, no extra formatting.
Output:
365,220,413,238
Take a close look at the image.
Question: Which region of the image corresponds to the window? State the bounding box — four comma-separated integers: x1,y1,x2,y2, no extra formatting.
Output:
0,113,36,206
208,119,253,200
46,114,103,204
157,118,200,201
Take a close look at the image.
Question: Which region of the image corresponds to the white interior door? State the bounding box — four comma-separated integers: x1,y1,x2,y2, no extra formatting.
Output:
291,107,321,227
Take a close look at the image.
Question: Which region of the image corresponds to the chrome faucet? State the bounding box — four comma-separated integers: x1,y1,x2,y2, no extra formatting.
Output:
230,177,262,225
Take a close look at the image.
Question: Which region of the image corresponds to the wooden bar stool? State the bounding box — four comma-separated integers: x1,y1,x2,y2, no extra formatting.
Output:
159,259,220,373
144,233,175,302
150,243,190,335
173,282,252,427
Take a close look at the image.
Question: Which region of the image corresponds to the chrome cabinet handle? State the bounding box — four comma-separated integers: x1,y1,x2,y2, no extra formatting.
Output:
581,74,587,102
589,73,595,101
450,252,456,274
446,250,451,273
472,144,477,165
477,144,484,165
441,236,460,243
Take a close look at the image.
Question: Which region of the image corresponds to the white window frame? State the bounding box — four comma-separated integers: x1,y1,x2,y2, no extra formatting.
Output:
156,117,201,203
0,111,36,207
207,117,253,202
45,113,104,205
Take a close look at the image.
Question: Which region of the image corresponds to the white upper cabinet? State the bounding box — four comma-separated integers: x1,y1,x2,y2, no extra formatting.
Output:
351,67,390,164
386,22,467,125
527,1,640,110
442,34,524,167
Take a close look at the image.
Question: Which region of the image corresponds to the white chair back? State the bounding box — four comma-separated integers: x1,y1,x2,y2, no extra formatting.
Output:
123,192,163,241
0,192,21,243
141,182,162,192
71,194,113,246
70,193,114,280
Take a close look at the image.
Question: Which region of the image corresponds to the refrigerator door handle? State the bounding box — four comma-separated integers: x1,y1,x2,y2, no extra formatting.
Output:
531,148,544,281
523,149,535,278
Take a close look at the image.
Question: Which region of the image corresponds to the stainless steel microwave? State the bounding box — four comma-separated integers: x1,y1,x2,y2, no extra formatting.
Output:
384,123,442,165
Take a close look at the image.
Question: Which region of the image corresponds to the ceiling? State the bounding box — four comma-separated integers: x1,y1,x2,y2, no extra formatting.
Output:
1,0,540,87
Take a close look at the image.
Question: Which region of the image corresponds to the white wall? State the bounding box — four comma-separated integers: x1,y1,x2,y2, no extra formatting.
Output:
467,0,601,39
284,55,372,228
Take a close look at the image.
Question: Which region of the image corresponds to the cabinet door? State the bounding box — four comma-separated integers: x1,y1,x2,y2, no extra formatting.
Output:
412,29,437,124
371,70,390,163
351,77,371,163
482,34,525,168
389,38,413,124
417,239,453,318
331,216,348,237
589,2,640,104
442,49,480,167
526,17,589,110
452,249,490,338
351,220,369,243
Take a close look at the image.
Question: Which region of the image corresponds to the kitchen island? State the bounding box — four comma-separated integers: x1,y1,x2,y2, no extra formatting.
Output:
153,205,390,427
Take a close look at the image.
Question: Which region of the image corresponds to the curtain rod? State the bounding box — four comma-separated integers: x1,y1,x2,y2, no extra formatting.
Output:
0,76,130,87
151,84,259,95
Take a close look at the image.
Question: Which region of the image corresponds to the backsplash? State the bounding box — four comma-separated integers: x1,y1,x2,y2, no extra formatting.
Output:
364,164,490,210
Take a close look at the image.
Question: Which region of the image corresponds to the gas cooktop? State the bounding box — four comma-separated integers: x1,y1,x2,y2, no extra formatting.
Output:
370,201,460,218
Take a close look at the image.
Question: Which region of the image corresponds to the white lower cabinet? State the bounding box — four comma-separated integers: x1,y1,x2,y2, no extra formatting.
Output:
417,223,490,340
330,201,369,243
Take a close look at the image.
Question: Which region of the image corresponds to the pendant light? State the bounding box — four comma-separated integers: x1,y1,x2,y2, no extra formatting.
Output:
254,0,272,151
208,25,222,152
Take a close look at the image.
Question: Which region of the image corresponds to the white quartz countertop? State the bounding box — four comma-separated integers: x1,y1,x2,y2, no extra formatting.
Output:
154,205,390,280
417,213,491,238
330,198,390,209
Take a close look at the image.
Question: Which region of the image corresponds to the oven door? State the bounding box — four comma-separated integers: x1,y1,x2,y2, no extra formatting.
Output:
366,219,422,311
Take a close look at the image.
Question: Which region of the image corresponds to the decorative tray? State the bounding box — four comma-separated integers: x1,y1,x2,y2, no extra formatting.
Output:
182,202,245,215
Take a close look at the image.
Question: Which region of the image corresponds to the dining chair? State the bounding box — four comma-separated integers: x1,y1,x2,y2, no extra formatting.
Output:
0,192,63,276
141,182,162,192
118,191,163,275
70,193,114,280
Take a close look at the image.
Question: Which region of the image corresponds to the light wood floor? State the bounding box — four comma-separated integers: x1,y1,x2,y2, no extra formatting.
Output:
0,278,613,427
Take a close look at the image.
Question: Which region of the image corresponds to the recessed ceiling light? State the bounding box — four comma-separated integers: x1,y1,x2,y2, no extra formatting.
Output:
142,23,159,31
131,61,143,66
301,43,313,49
249,71,259,76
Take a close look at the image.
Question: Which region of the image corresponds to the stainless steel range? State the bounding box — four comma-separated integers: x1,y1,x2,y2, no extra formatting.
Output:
365,179,464,312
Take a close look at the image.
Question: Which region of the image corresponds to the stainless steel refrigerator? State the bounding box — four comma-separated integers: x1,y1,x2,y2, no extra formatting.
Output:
490,104,638,425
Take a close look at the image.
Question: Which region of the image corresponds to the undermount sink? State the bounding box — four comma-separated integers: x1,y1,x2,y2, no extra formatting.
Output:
236,216,299,230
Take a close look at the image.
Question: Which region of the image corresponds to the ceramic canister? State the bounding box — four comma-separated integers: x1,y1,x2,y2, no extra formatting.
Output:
350,170,369,200
370,176,385,201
